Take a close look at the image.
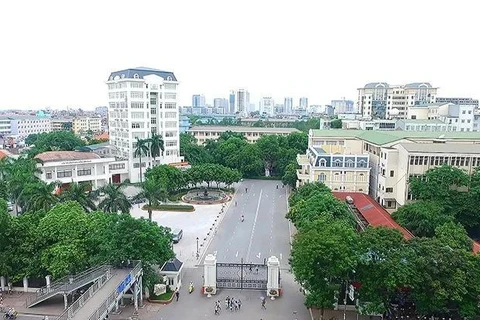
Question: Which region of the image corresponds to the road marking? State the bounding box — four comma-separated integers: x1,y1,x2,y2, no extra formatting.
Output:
214,251,217,256
235,251,238,258
280,253,283,260
257,252,261,259
246,189,263,261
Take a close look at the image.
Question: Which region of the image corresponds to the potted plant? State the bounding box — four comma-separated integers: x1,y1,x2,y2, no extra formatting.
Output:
269,289,278,296
205,286,214,293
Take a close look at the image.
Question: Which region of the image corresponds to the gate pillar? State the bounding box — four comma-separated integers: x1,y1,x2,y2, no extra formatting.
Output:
267,256,280,299
203,254,217,297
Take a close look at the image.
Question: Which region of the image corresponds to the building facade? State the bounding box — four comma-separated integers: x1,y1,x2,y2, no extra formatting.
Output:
51,119,73,132
106,67,182,183
9,116,52,137
72,117,101,134
0,118,11,136
187,126,300,144
435,97,479,107
284,97,293,114
301,130,480,210
332,99,355,114
259,97,274,116
35,151,129,191
235,89,250,116
192,95,206,108
297,145,370,193
358,82,438,120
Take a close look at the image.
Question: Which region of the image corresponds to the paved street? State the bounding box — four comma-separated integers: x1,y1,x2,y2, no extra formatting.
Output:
205,179,291,267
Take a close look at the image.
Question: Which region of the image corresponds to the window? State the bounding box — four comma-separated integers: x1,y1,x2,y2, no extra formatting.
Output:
357,160,367,168
77,168,92,176
390,170,394,177
131,102,144,109
131,91,144,99
151,118,157,124
386,187,393,193
319,159,326,167
133,73,139,79
131,112,144,119
46,172,52,179
133,162,147,168
345,160,355,168
109,163,125,170
318,173,326,182
333,159,342,167
165,103,176,109
57,170,72,178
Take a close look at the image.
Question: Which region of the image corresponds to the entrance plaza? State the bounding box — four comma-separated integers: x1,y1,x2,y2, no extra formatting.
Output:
6,180,312,319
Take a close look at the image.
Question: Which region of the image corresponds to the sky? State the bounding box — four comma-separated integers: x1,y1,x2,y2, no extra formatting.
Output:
0,0,479,110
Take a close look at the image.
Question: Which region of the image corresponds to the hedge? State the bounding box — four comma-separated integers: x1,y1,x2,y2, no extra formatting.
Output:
143,204,195,212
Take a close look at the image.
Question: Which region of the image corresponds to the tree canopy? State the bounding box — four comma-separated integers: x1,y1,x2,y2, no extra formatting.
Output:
26,131,85,157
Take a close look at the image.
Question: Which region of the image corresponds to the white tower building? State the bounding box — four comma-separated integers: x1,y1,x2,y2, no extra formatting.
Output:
106,67,183,183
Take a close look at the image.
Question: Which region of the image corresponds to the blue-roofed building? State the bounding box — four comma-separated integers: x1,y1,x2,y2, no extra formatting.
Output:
106,67,183,183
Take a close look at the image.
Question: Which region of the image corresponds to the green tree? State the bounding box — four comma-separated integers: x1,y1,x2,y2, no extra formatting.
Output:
19,181,59,213
60,182,96,212
256,135,281,176
145,164,185,194
392,200,453,237
37,201,91,277
149,133,164,164
355,227,413,315
287,192,354,229
96,182,132,214
434,221,473,252
290,215,358,316
330,119,342,129
134,138,149,183
286,132,308,154
282,162,299,188
135,179,168,221
289,182,331,207
26,131,85,157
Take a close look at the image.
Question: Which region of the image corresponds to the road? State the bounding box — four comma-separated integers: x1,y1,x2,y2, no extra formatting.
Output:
205,179,291,267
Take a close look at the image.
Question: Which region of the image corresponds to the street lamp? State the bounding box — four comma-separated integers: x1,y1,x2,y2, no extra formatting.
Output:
196,237,199,258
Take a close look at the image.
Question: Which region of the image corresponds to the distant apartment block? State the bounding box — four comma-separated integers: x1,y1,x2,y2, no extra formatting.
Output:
187,126,300,144
6,116,52,137
73,117,102,134
259,97,274,116
192,94,206,108
284,97,293,114
51,119,73,132
332,99,355,114
358,82,438,119
435,97,479,107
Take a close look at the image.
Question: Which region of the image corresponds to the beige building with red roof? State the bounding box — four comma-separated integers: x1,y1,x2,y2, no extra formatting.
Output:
35,150,128,191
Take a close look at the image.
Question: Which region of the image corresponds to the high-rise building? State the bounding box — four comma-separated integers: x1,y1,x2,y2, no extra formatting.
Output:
299,97,309,110
284,97,293,114
358,82,438,119
235,89,250,116
106,67,182,183
229,91,236,114
213,98,228,108
192,94,206,108
259,97,275,116
331,99,355,114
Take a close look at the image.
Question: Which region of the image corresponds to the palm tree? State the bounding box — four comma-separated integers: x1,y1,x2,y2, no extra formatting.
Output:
135,179,168,221
96,182,132,214
148,133,164,165
60,182,96,212
20,181,59,213
134,138,149,183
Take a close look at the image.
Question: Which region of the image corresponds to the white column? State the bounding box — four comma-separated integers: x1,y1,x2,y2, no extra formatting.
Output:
203,254,217,297
45,275,51,289
267,256,280,300
0,276,5,291
23,276,29,293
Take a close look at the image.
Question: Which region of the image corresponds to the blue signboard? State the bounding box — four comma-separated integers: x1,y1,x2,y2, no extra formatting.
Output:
116,274,132,293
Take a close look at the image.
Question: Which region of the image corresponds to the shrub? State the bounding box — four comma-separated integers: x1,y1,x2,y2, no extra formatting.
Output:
143,204,195,212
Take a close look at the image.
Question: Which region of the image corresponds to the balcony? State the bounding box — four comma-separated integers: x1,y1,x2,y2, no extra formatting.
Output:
297,154,309,166
297,170,309,181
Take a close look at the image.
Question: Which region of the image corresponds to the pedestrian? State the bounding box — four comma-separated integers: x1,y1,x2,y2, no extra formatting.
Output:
238,298,242,310
261,299,266,310
175,290,179,301
255,266,259,274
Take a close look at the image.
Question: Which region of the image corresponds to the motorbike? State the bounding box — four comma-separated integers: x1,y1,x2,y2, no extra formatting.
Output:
3,310,17,320
188,282,194,294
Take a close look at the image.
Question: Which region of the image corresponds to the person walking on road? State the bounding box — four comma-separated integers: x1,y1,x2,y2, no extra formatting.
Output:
175,290,179,301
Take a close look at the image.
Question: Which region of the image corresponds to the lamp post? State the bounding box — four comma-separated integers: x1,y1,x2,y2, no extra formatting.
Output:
196,237,199,258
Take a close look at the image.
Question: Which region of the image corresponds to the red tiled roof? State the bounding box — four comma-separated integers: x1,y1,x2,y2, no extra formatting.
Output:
94,133,109,140
332,192,414,240
35,151,100,162
473,241,480,254
333,192,480,254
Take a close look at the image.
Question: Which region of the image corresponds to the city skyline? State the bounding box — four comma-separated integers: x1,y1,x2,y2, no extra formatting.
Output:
1,0,479,110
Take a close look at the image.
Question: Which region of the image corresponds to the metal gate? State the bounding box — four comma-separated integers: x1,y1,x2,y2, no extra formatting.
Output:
216,260,268,290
